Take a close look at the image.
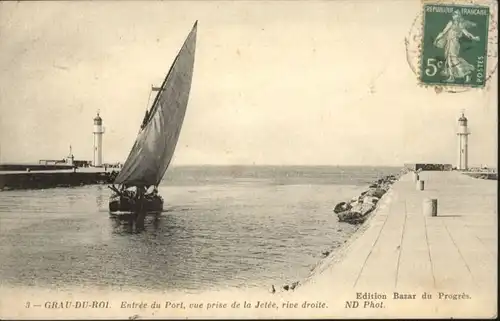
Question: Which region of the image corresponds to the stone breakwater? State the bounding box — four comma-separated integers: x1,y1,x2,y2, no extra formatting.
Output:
0,170,118,190
333,174,400,225
463,171,498,181
269,172,403,294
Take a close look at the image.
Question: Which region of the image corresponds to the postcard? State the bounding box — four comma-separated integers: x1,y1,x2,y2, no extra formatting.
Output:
0,0,497,319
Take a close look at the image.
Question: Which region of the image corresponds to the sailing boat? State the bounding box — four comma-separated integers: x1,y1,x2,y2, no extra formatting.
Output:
108,21,197,213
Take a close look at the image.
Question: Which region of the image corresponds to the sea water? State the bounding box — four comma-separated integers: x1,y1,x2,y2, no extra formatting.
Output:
0,166,400,293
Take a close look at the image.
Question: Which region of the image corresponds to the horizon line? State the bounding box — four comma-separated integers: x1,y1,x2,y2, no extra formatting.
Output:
0,162,484,168
0,162,403,167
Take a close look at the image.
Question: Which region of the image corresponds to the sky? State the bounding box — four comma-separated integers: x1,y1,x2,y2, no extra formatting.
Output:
0,0,497,167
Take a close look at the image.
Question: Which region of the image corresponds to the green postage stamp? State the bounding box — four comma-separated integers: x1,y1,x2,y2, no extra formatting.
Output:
420,4,490,88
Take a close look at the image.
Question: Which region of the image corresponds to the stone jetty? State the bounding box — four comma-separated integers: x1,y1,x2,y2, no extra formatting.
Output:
334,173,400,224
274,171,404,293
0,168,118,190
290,170,497,318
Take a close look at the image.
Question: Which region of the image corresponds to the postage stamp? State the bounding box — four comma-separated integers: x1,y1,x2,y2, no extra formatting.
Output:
420,3,490,88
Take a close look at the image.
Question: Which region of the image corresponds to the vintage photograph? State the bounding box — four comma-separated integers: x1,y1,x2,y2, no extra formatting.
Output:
0,0,497,319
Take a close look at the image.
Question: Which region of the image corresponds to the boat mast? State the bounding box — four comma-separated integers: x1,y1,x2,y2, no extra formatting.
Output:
140,84,165,130
141,55,179,129
145,85,163,111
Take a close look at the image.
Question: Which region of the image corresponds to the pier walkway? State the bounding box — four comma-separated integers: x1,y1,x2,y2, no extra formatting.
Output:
295,171,497,318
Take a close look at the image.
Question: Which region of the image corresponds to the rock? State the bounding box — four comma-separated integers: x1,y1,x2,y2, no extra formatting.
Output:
321,250,330,257
270,285,276,294
281,282,299,291
351,202,375,215
369,184,378,188
333,201,351,214
365,188,386,198
363,196,379,205
350,200,361,207
338,211,365,224
338,203,375,225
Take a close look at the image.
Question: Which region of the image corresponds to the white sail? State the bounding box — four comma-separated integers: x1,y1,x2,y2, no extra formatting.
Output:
113,22,197,187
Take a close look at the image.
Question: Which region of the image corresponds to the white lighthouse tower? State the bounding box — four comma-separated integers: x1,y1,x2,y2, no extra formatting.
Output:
93,112,104,167
456,112,470,171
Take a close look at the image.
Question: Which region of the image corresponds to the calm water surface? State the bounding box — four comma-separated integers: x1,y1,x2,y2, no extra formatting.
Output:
0,166,400,292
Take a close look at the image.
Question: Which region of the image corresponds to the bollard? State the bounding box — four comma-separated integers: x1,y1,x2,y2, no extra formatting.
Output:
413,172,419,182
423,198,438,217
417,180,425,191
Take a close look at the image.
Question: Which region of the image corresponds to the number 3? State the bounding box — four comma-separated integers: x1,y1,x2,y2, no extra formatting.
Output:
425,58,438,77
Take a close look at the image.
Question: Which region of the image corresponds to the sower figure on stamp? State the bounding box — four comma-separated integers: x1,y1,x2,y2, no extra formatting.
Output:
434,10,480,83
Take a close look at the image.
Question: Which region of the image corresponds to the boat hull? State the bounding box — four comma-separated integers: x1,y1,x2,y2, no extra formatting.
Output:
109,194,164,213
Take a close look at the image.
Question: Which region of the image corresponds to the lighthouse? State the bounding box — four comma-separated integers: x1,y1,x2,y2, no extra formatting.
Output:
456,112,470,171
93,112,104,167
